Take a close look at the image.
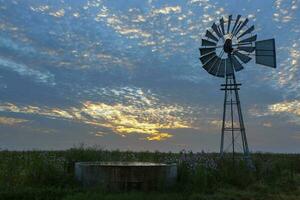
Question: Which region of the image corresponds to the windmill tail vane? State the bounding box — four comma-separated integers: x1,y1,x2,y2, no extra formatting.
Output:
198,14,277,165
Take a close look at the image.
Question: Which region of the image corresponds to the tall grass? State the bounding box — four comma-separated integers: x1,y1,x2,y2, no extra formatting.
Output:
0,147,300,199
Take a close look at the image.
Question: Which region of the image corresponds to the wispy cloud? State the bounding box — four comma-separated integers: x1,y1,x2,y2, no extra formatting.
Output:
0,58,55,86
268,100,300,116
0,37,35,54
94,6,151,39
49,9,65,17
249,100,300,125
0,116,29,126
273,0,298,23
152,6,182,15
30,5,50,13
270,41,300,96
268,100,300,124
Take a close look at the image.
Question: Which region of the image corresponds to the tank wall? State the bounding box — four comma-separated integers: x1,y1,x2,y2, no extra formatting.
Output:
75,162,177,190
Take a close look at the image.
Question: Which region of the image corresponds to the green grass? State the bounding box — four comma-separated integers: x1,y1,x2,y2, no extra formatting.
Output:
0,146,300,200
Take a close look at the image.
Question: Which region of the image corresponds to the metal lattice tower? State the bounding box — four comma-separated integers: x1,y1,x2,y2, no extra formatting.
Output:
220,72,250,162
198,15,277,163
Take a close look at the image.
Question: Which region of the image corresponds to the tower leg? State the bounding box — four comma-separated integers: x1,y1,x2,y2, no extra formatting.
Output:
220,76,228,156
232,73,250,158
220,73,252,166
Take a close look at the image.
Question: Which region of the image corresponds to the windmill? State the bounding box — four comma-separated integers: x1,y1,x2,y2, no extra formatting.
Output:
199,15,276,162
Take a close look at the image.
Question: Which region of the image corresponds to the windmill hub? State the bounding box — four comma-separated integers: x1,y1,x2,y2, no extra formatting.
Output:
223,39,233,53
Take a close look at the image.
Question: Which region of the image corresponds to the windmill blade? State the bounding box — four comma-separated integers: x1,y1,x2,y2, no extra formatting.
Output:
225,58,234,75
237,46,255,53
233,51,252,63
205,30,218,42
217,26,223,37
234,18,249,36
227,15,232,34
202,39,217,46
199,47,216,56
236,42,252,46
200,52,216,65
212,23,223,38
208,58,220,76
220,17,225,35
214,57,222,76
237,25,255,39
208,65,218,75
231,14,241,34
239,34,257,43
255,39,276,68
202,58,216,72
216,59,226,77
231,54,244,71
202,55,217,72
233,21,242,35
210,57,222,75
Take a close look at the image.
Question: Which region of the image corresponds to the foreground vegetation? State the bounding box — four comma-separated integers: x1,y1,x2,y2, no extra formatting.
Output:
0,146,300,200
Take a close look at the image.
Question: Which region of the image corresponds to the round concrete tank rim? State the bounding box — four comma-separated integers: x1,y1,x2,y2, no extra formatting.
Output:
75,161,175,167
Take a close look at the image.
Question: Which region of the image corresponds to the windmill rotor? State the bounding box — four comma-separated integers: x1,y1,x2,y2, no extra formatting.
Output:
199,15,276,78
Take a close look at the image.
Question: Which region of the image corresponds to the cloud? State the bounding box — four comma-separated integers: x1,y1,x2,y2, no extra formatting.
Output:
81,101,188,140
0,116,29,126
272,42,300,95
30,4,65,18
0,37,35,54
0,58,55,86
73,12,80,18
268,100,300,116
95,53,134,69
0,103,71,119
209,120,239,129
95,7,151,39
30,5,50,13
268,100,300,124
249,100,300,125
49,9,65,17
262,122,272,127
152,6,182,15
0,87,194,140
273,0,298,23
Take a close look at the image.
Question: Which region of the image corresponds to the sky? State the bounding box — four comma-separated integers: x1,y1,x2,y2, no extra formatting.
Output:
0,0,299,152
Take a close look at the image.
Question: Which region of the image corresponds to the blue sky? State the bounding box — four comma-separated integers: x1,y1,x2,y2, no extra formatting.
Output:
0,0,299,152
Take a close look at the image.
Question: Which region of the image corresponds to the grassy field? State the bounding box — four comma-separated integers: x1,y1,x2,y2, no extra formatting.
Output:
0,146,300,200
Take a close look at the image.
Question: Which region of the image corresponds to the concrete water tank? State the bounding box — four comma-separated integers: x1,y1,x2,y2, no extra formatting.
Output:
75,161,177,190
